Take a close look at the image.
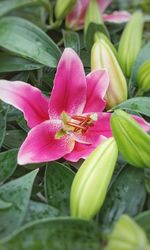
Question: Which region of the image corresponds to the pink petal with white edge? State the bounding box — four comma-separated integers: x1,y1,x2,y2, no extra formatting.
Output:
18,120,75,165
64,135,105,162
49,48,87,118
103,11,131,23
132,115,150,132
84,69,109,113
97,0,112,13
0,80,49,128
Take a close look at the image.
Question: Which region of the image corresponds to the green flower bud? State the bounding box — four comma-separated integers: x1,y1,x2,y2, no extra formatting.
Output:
94,32,118,59
136,60,150,95
70,137,118,220
118,11,144,77
91,39,127,109
105,215,149,250
111,109,150,168
84,0,103,34
55,0,77,20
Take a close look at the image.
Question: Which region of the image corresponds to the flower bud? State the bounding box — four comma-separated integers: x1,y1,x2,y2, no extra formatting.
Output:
84,0,103,34
105,215,149,250
111,109,150,168
94,32,118,59
118,11,143,77
91,39,127,109
55,0,77,20
70,137,118,220
136,60,150,95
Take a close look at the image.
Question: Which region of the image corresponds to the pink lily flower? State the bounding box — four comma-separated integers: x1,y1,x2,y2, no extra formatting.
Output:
0,48,149,165
66,0,131,30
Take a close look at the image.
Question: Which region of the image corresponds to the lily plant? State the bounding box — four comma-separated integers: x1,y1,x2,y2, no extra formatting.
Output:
66,0,131,30
0,48,149,165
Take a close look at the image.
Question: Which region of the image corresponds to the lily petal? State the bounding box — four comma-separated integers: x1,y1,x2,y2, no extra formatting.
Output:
70,129,102,145
0,80,49,128
103,11,131,23
64,135,105,162
132,115,150,132
86,112,112,138
84,69,109,113
18,120,75,165
49,48,87,118
98,0,112,12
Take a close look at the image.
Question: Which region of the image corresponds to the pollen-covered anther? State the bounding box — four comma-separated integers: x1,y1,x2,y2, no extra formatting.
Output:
66,114,96,134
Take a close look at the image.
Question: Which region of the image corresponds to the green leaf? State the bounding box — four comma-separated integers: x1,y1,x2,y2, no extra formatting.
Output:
0,106,8,148
0,169,38,239
0,0,50,17
129,42,150,96
98,165,146,234
1,218,100,250
63,30,80,54
23,201,59,224
0,200,12,210
17,115,29,132
3,129,26,149
0,149,18,183
135,211,150,240
85,22,109,50
112,97,150,117
0,53,42,72
44,162,75,216
11,71,30,82
144,169,150,193
0,17,61,68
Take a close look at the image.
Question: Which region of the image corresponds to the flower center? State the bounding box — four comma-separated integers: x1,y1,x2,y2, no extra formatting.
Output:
55,112,98,139
66,115,95,133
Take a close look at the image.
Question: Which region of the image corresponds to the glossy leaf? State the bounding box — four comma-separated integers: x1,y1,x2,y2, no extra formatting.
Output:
23,201,59,224
135,211,150,240
0,169,38,239
112,97,150,117
0,149,18,183
144,169,150,194
0,17,61,67
85,23,109,50
98,165,146,233
0,53,42,73
0,0,50,17
129,42,150,96
1,218,100,250
44,162,75,216
63,30,80,54
3,130,26,149
0,200,12,210
0,106,8,148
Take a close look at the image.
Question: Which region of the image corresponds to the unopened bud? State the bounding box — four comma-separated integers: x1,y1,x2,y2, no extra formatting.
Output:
91,39,127,109
94,32,118,59
105,215,149,250
70,137,118,220
55,0,77,20
84,0,103,34
111,109,150,168
136,60,150,95
118,11,143,77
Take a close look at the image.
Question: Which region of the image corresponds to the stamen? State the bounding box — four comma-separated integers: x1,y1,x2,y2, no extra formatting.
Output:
66,122,87,131
71,115,86,121
65,113,97,134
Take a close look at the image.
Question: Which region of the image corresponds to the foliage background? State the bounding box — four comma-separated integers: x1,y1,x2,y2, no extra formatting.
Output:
0,0,149,249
